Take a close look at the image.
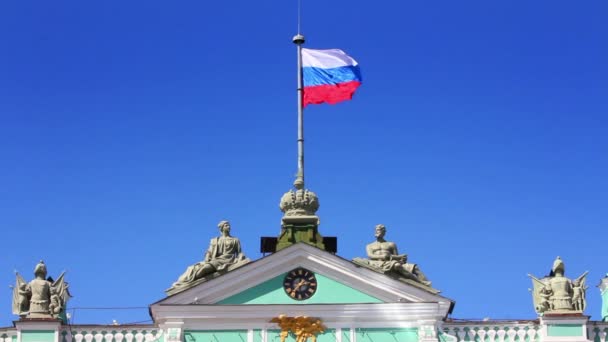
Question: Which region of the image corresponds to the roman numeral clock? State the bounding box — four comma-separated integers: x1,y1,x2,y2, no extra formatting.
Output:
283,267,318,300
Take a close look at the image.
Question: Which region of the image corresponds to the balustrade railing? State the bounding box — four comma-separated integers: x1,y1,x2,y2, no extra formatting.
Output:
589,322,608,342
442,321,540,342
60,326,163,342
0,330,16,342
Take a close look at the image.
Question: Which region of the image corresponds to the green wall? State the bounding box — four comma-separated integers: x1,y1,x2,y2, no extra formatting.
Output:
21,331,55,342
602,288,608,321
218,272,382,304
356,328,418,342
547,324,582,337
252,329,263,342
342,329,352,342
266,329,337,342
184,330,247,342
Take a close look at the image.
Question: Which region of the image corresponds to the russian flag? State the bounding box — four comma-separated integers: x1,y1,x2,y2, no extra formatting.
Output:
302,48,362,106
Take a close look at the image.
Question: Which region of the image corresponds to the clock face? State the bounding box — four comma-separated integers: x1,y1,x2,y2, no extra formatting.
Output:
283,267,317,300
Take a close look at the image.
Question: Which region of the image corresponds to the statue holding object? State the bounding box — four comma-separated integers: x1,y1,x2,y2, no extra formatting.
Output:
529,256,588,314
12,260,71,319
353,224,431,287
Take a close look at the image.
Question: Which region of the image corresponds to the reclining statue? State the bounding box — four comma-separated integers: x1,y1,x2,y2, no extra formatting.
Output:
353,224,431,287
167,220,249,294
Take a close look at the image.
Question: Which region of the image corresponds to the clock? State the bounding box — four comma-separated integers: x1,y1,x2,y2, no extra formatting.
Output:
283,267,318,300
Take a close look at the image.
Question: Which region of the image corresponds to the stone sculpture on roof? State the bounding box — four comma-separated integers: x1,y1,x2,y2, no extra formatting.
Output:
528,256,588,314
166,220,250,295
353,224,432,287
600,274,608,322
276,176,326,251
12,260,71,319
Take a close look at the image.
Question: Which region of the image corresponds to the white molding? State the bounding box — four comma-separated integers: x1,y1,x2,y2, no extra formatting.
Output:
14,321,62,332
152,302,449,330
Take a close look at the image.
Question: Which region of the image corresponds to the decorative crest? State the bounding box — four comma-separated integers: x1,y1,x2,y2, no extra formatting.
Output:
270,314,326,342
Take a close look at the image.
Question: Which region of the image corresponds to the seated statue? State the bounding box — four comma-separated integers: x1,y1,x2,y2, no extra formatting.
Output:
168,221,250,293
353,224,431,287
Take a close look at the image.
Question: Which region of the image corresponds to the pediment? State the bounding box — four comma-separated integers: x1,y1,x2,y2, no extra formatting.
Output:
153,243,453,307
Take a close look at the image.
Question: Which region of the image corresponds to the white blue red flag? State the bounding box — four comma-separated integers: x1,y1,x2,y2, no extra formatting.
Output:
302,48,362,106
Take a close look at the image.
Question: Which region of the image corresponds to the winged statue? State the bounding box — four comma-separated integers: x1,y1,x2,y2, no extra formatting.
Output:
11,261,71,319
528,256,588,314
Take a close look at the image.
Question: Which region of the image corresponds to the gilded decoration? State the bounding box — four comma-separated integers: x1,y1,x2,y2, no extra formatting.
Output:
270,315,326,342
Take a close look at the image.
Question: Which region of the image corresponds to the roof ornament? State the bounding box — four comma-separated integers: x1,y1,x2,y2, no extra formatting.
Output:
12,260,71,320
528,256,588,315
279,173,319,217
166,220,250,296
353,224,434,290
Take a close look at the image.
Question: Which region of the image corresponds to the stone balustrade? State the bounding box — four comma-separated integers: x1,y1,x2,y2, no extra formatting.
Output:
442,321,541,342
589,322,608,342
0,321,604,342
60,326,163,342
0,330,16,342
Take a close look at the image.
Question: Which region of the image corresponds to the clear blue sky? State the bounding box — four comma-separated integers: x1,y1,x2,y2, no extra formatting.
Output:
1,0,607,326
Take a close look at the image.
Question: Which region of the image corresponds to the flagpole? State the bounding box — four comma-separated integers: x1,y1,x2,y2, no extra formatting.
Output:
293,33,305,188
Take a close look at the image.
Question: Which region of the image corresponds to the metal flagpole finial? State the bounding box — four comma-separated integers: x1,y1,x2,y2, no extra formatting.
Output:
293,34,305,45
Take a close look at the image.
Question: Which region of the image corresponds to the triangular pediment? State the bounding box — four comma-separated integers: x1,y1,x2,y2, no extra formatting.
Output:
217,271,384,304
154,243,453,307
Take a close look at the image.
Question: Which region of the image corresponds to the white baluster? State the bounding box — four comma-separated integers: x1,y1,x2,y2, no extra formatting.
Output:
468,328,477,342
444,327,456,342
134,332,144,342
74,333,84,342
144,333,153,342
526,328,537,342
487,329,496,342
105,333,113,342
600,330,607,342
94,333,103,342
506,329,516,342
114,333,124,342
496,329,506,342
478,329,487,342
124,333,134,342
456,329,466,342
84,333,94,342
517,329,526,342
